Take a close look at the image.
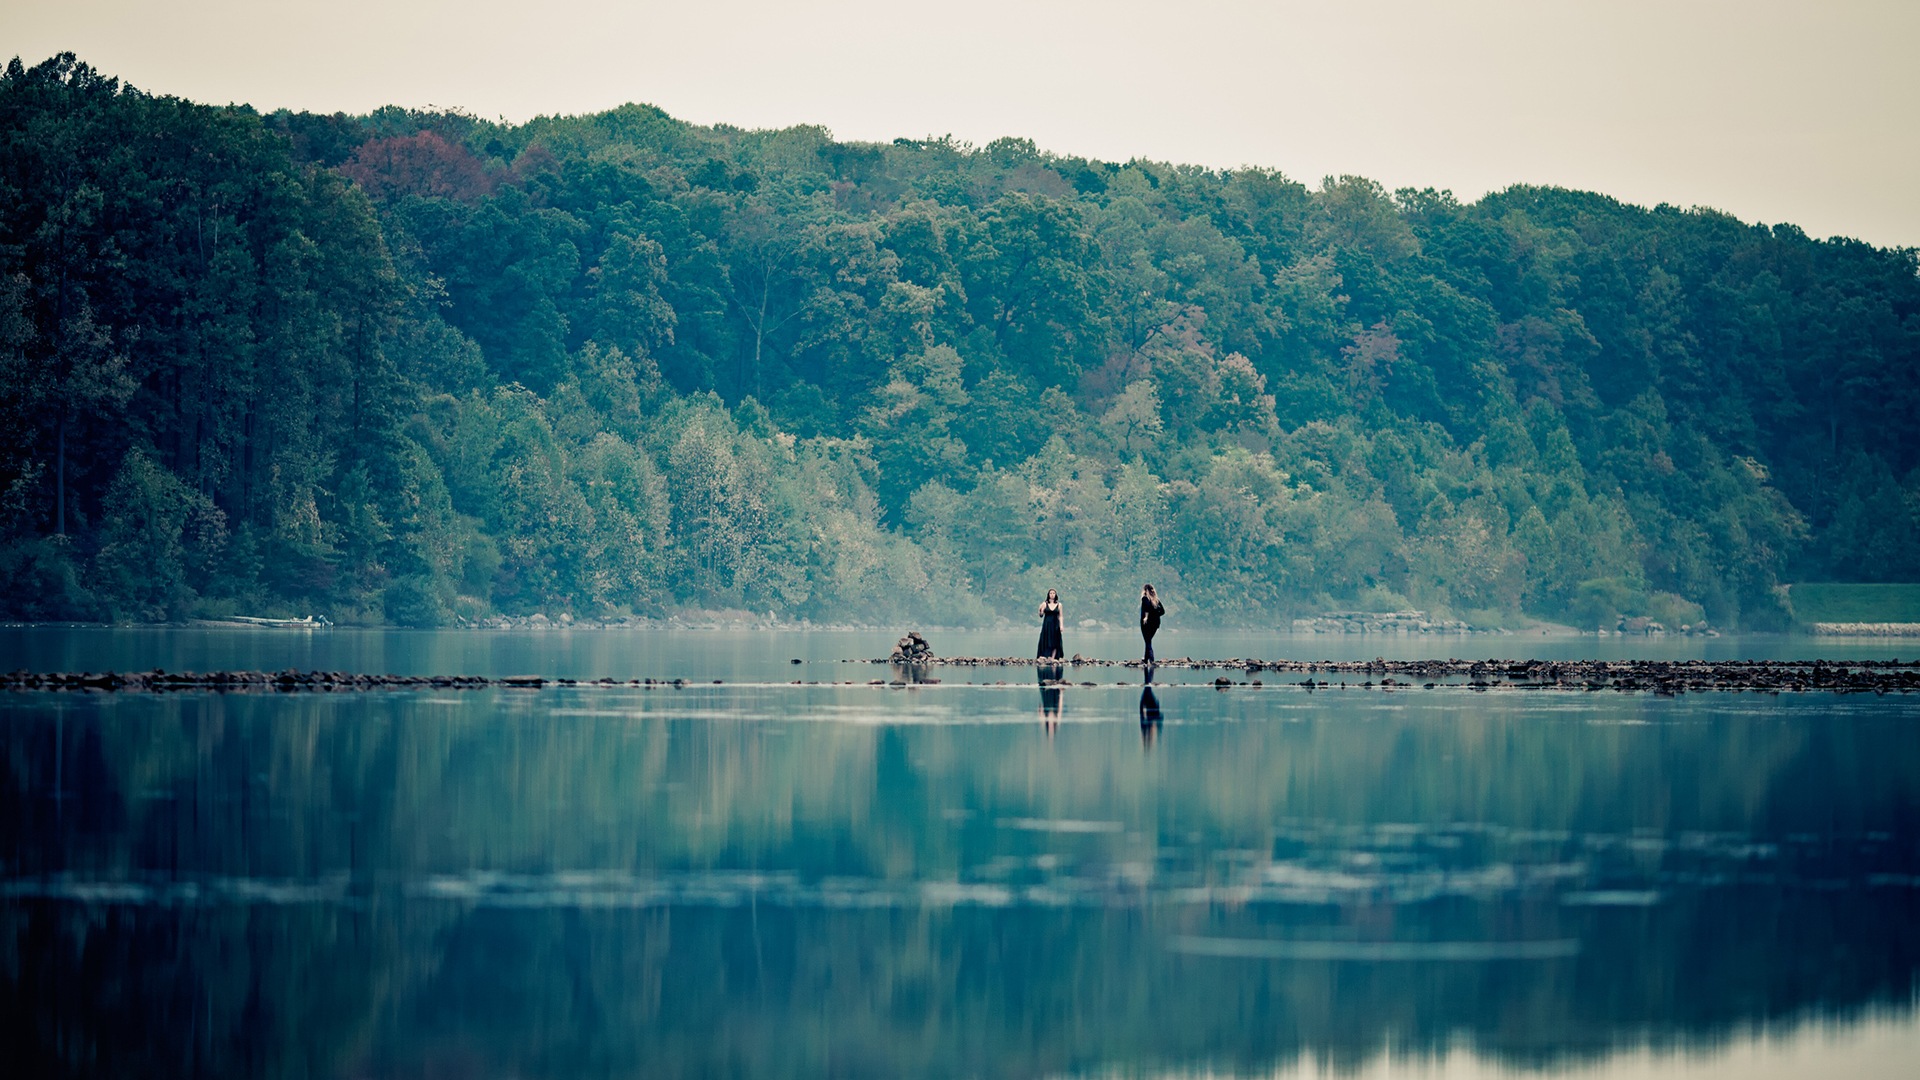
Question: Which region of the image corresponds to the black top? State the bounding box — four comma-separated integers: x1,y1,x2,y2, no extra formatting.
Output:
1140,595,1164,635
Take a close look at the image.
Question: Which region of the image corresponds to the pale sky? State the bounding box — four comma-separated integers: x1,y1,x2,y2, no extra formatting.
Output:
6,1,1917,247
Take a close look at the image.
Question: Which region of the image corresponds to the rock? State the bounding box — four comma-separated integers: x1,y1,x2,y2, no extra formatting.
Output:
888,630,936,663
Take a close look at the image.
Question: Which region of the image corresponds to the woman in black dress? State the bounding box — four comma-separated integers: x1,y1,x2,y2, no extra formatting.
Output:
1036,589,1065,660
1139,583,1164,662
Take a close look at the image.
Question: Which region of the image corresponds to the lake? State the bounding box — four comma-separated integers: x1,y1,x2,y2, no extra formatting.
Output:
2,627,1916,1078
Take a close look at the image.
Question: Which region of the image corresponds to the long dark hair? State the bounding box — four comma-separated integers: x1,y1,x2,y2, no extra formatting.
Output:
1045,589,1059,604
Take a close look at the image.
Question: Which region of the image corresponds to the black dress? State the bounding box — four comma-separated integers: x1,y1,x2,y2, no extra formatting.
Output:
1140,595,1164,662
1036,601,1065,660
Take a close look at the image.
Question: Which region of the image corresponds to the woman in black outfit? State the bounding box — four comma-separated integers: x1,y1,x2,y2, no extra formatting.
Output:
1139,583,1165,662
1036,589,1065,660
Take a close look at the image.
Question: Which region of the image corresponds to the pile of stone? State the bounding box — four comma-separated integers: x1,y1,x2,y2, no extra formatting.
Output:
890,631,935,663
1291,611,1475,634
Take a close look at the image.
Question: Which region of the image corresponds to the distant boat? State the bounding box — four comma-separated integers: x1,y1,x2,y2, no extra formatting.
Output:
191,615,333,629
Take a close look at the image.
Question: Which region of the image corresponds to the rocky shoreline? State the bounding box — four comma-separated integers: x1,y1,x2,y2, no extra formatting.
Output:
1289,611,1481,634
3,656,1918,695
855,655,1920,694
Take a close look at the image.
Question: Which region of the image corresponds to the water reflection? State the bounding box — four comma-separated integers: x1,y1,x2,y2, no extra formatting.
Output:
1140,664,1163,748
1038,663,1064,733
1,678,1917,1079
889,659,935,685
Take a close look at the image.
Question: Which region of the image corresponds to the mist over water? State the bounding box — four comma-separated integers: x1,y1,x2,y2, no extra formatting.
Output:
2,629,1916,1077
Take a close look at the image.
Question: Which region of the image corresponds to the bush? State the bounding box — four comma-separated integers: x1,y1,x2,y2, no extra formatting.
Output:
0,537,99,621
1645,591,1707,628
383,575,451,627
1568,577,1645,629
93,450,225,621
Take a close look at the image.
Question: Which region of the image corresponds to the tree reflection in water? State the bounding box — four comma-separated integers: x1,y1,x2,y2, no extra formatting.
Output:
1,685,1916,1078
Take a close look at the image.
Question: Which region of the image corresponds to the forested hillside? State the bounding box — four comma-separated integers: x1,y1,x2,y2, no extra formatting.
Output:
3,54,1916,628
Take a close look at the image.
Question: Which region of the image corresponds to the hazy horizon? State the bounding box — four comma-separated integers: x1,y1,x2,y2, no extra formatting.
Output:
5,1,1917,248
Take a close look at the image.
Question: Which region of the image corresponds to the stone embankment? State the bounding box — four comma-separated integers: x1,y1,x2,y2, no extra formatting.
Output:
863,656,1920,694
1810,622,1920,637
1290,611,1478,634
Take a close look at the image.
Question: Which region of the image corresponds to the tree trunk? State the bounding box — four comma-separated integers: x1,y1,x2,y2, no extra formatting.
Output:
754,276,769,401
55,412,66,537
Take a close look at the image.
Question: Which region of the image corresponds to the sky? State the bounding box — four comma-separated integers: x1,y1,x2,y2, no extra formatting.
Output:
6,1,1917,247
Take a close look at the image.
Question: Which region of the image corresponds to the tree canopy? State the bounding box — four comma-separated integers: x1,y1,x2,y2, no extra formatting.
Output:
4,53,1917,628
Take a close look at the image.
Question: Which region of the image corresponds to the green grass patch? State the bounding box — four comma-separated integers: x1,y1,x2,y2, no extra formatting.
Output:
1787,583,1920,624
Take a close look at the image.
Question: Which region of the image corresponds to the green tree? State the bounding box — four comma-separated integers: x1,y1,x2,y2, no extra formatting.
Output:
94,449,225,620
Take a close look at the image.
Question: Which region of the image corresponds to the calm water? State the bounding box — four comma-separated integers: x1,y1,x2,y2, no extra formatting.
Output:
2,625,1915,683
1,629,1916,1078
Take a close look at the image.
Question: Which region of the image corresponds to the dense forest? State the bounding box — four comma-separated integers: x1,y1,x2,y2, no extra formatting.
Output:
2,53,1917,628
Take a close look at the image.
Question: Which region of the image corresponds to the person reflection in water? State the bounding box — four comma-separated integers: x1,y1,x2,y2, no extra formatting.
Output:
1139,665,1163,748
1139,584,1165,663
1038,664,1064,735
1036,589,1065,660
